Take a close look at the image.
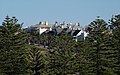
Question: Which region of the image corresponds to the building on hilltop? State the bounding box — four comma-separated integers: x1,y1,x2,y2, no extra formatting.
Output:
71,28,89,41
24,21,89,43
30,21,52,35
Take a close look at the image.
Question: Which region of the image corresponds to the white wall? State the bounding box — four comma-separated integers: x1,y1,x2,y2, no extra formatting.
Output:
84,32,88,39
39,27,52,35
39,28,48,35
76,30,83,37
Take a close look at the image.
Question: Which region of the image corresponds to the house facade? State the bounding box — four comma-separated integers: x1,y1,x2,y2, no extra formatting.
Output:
30,22,52,35
25,21,89,42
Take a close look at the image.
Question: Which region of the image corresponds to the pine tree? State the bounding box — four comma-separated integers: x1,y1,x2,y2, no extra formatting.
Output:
48,31,77,75
0,16,27,75
26,45,48,75
87,17,116,75
110,14,120,75
74,40,93,75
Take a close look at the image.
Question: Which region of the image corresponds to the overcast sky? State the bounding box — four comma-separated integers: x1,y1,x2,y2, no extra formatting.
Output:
0,0,120,27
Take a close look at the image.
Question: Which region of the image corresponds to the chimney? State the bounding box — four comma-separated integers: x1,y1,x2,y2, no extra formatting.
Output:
41,22,44,24
45,21,48,25
75,22,79,26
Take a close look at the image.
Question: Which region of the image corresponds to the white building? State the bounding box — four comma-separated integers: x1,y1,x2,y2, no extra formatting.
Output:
72,29,89,42
31,22,52,35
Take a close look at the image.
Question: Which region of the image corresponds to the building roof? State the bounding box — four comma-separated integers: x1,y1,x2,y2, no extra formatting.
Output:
72,25,81,30
31,24,52,28
56,28,63,35
72,30,81,36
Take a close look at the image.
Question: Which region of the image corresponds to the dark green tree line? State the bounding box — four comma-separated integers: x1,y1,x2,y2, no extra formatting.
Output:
48,31,77,75
0,14,120,75
86,17,116,75
0,16,28,75
110,14,120,74
26,45,49,75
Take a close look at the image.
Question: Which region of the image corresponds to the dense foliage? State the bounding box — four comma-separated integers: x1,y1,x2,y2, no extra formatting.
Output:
0,14,120,75
0,16,27,75
86,17,116,75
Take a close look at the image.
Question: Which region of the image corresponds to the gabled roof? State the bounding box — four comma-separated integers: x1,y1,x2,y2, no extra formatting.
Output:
56,28,63,35
31,24,52,28
72,30,81,36
66,28,72,33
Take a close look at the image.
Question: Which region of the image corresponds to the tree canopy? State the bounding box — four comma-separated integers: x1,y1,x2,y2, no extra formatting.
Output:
0,16,27,75
0,14,120,75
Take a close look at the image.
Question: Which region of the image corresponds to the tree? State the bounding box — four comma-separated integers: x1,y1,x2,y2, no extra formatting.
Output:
39,31,55,48
0,16,27,75
110,14,120,74
86,17,116,75
26,45,48,75
74,40,92,75
48,31,77,75
27,28,39,45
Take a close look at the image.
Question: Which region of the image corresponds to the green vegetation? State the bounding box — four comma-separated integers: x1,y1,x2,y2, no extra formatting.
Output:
86,17,115,75
26,45,48,75
0,16,27,75
110,14,120,74
0,14,120,75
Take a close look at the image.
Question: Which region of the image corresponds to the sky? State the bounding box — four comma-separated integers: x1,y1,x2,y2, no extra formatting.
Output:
0,0,120,27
